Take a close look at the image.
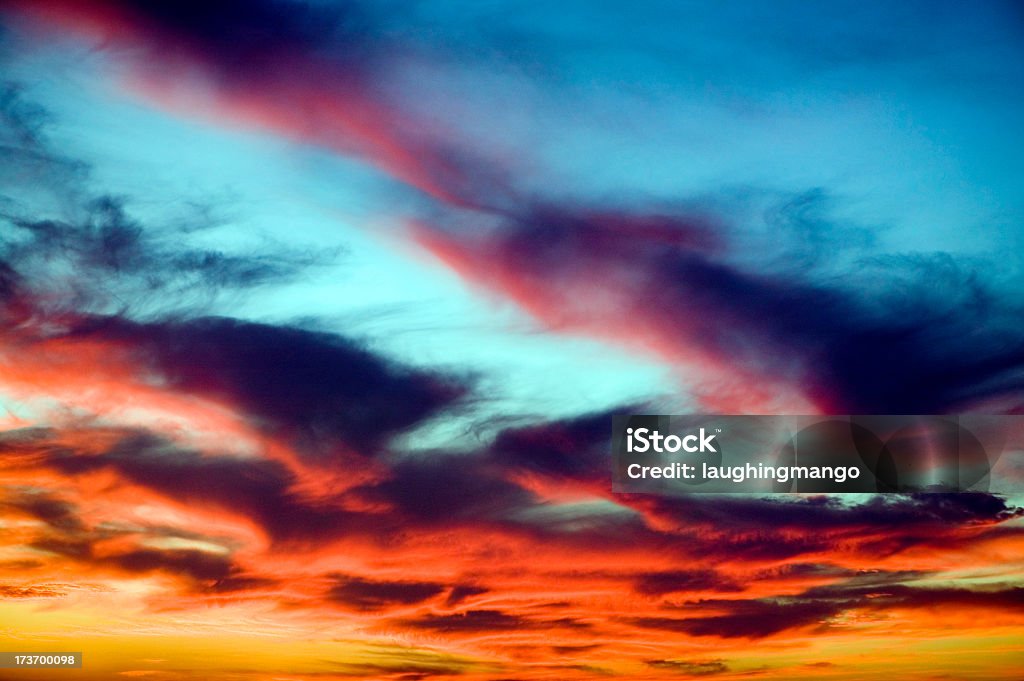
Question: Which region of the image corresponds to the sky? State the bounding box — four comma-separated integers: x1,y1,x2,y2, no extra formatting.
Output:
0,1,1023,679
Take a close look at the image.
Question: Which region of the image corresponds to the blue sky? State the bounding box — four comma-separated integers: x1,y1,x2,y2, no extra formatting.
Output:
3,0,1022,426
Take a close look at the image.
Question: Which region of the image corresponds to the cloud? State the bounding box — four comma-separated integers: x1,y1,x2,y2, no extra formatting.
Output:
27,428,366,544
9,3,1024,423
627,600,840,640
4,415,1024,674
3,196,334,311
2,489,85,532
486,409,623,487
327,574,445,611
633,570,743,597
9,416,1023,567
354,454,534,524
67,316,468,456
0,583,69,598
444,584,488,607
411,194,1024,414
0,82,84,186
639,492,1023,537
1,194,333,326
0,77,467,451
0,82,341,336
645,659,730,676
549,644,603,656
105,548,256,590
2,487,274,596
3,0,515,210
326,661,467,679
626,492,1024,566
399,609,526,634
1,3,1022,678
9,2,1024,420
396,609,590,635
628,580,1024,640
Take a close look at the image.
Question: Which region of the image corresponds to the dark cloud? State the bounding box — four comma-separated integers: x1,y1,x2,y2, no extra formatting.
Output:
0,479,272,594
2,490,84,533
66,315,468,456
4,430,356,556
109,549,274,594
643,492,1021,536
414,197,1024,414
805,582,1024,610
107,548,236,584
8,4,1024,417
476,412,1024,559
398,609,591,635
94,0,373,72
30,536,93,560
627,581,1024,640
1,84,468,458
2,195,336,318
445,584,488,607
7,422,1024,648
0,84,337,323
625,493,1023,564
633,570,742,597
35,428,366,544
10,420,1022,568
627,600,838,640
8,425,528,550
646,659,730,676
357,454,532,523
486,409,623,485
327,574,445,611
3,0,514,209
707,533,833,562
751,562,861,581
8,491,273,594
550,644,603,656
400,609,526,633
0,82,84,187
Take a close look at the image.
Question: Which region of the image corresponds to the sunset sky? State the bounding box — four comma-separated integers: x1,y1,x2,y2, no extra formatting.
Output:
1,1,1024,679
